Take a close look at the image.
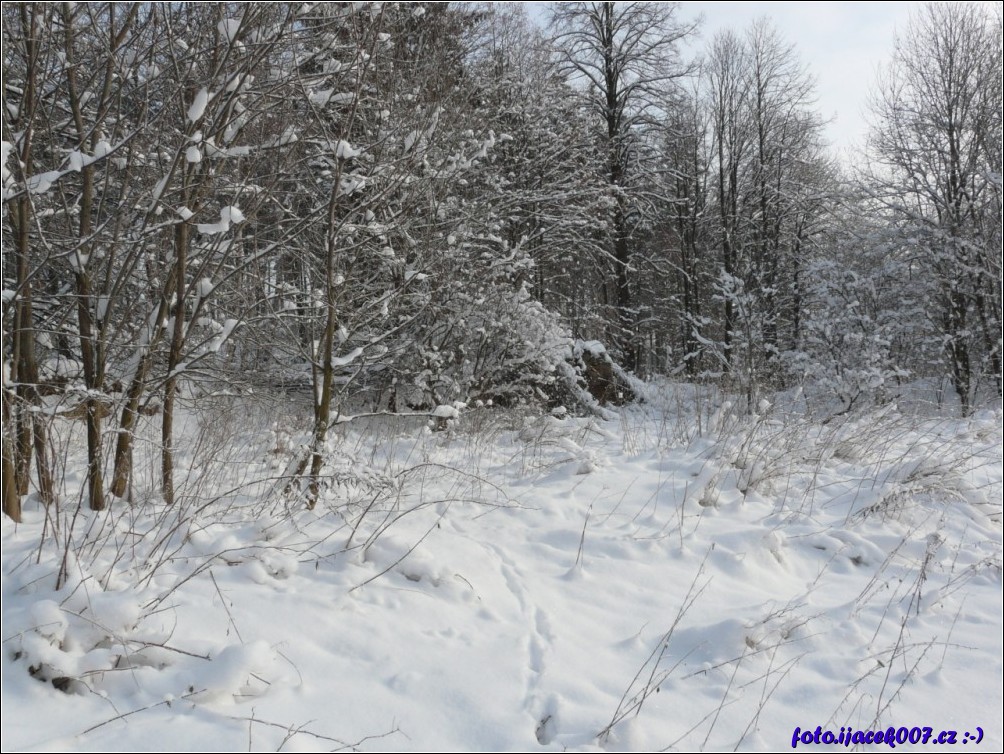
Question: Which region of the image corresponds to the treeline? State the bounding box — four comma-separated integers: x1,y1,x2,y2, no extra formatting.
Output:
3,2,1000,519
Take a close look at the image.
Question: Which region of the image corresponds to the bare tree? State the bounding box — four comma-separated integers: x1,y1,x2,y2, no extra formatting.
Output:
706,30,750,376
868,2,1002,413
678,21,832,409
3,2,58,519
550,1,696,372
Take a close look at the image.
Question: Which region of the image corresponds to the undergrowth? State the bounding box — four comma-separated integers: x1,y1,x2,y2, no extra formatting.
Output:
2,382,1000,750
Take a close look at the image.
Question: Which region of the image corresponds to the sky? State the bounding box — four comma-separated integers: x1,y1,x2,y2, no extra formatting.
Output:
678,1,925,162
527,1,929,163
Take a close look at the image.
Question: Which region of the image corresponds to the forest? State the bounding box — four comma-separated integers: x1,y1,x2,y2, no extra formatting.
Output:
2,2,1001,751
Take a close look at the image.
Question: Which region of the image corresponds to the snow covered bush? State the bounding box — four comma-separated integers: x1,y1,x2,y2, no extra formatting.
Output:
794,257,917,414
791,218,944,416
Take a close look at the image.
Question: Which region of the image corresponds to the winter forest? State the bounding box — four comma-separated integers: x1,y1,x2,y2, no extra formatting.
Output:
2,2,1001,751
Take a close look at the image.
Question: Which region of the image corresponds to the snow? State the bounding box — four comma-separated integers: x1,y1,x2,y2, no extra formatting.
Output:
197,205,245,235
151,174,170,204
68,250,89,272
330,346,364,367
335,139,360,159
1,141,14,200
218,18,241,43
208,318,238,352
26,169,63,195
219,145,250,158
225,73,252,93
187,88,211,124
176,206,194,220
185,145,202,163
2,394,1001,751
308,88,334,107
203,138,224,159
432,404,460,419
268,126,298,147
577,339,606,356
337,174,366,196
221,205,245,224
38,354,83,381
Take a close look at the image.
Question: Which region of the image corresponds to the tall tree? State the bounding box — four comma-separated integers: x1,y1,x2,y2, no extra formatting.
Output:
701,21,831,408
867,2,1002,414
3,2,61,516
645,81,711,377
550,1,695,372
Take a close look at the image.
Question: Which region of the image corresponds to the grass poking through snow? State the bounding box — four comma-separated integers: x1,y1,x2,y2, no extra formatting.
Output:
2,387,1001,750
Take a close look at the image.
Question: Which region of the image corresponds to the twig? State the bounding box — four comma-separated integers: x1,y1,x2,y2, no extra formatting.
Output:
79,688,206,735
349,503,451,593
574,504,591,568
211,569,243,643
599,547,712,742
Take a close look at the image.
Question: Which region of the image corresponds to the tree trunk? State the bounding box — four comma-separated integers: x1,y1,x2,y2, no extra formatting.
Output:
162,222,188,505
3,388,22,522
6,3,54,512
13,197,54,507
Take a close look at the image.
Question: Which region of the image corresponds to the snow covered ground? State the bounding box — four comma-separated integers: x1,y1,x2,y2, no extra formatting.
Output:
2,386,1001,751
